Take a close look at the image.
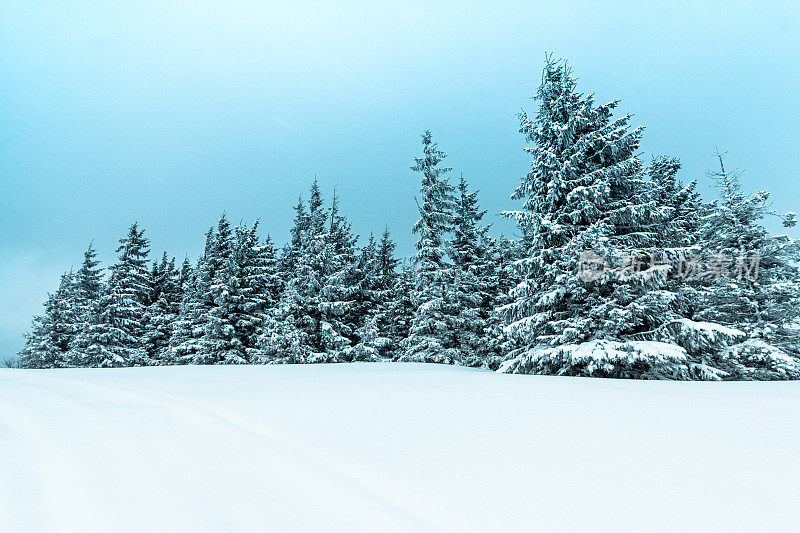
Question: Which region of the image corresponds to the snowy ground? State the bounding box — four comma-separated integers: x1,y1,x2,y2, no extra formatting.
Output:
1,363,799,532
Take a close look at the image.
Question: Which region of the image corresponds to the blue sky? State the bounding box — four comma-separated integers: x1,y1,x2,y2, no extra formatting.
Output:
2,0,799,357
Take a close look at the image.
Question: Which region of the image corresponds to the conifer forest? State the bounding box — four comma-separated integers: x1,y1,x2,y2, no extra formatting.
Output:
18,58,800,380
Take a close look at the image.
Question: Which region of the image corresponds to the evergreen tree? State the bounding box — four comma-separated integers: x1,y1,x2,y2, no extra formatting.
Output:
62,243,105,366
68,223,150,367
19,271,77,368
318,190,361,358
344,232,393,361
409,131,455,278
399,131,459,363
168,253,202,364
483,235,522,369
259,181,333,361
110,222,151,364
178,256,193,293
143,253,181,363
450,175,495,366
500,57,682,377
203,221,279,364
694,153,800,335
647,156,705,248
353,228,406,359
182,215,237,364
372,227,401,357
376,226,399,287
73,243,103,319
386,262,416,357
280,196,309,276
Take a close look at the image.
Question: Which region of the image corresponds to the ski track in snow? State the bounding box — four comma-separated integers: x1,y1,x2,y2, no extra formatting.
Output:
2,363,800,532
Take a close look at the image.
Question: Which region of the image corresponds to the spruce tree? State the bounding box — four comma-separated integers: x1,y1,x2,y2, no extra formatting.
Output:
318,190,361,358
695,153,800,338
19,271,77,368
73,243,103,319
143,253,182,363
647,156,705,249
373,227,401,357
344,233,391,361
348,227,404,359
259,181,330,361
399,131,459,363
178,256,194,294
185,214,237,364
450,175,494,366
203,221,279,364
63,243,105,366
500,57,683,377
68,223,150,367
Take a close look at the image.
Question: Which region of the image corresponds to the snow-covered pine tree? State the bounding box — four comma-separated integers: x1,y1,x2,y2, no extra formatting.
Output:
194,214,251,364
203,221,278,364
280,196,310,277
19,271,77,368
686,153,800,375
143,253,182,363
110,222,151,363
259,180,333,362
68,223,151,367
360,228,409,360
641,155,710,326
694,152,799,327
368,227,402,358
63,243,105,366
449,174,495,366
344,232,392,361
647,156,705,249
482,234,522,369
73,243,103,320
178,256,194,294
386,262,416,356
169,227,218,363
377,227,400,288
258,181,374,363
257,283,313,363
317,190,363,359
499,57,684,378
259,235,283,309
399,131,460,364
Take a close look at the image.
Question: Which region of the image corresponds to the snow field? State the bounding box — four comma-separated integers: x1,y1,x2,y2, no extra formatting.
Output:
2,363,799,532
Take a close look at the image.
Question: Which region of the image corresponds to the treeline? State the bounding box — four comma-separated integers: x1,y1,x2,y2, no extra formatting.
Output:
19,58,800,379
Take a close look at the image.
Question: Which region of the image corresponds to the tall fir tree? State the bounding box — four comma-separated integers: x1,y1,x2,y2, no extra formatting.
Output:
449,175,495,366
259,180,332,361
19,271,77,368
203,221,279,364
143,253,182,363
64,243,104,366
500,57,683,377
647,156,705,249
73,242,103,318
399,131,459,363
371,227,402,357
694,153,800,334
68,223,150,367
318,190,362,358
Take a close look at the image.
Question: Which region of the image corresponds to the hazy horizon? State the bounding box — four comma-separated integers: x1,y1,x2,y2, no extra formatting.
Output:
2,0,799,358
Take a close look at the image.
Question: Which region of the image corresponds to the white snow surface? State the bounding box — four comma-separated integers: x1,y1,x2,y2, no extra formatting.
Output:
2,363,799,532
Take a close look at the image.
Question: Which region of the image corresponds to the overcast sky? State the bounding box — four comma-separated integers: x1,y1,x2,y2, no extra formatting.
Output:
2,0,799,358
